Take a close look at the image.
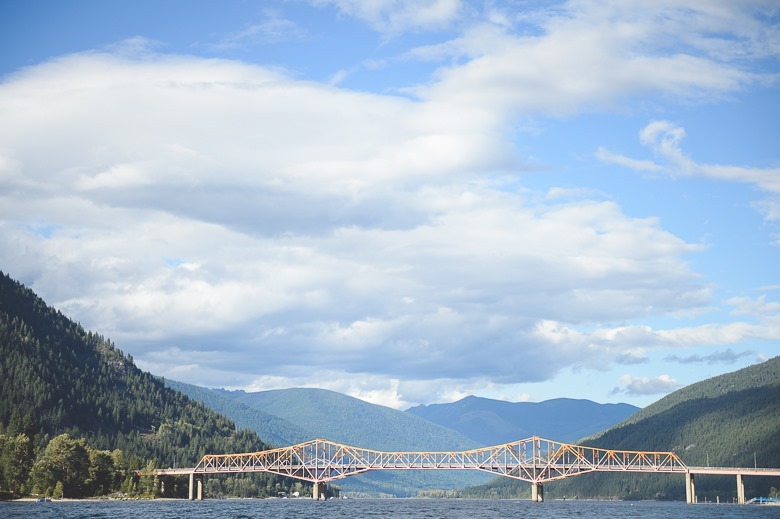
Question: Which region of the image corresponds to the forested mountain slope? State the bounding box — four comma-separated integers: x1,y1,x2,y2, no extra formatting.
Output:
165,380,312,446
462,357,780,501
219,387,481,451
0,272,298,498
407,396,639,445
597,356,780,436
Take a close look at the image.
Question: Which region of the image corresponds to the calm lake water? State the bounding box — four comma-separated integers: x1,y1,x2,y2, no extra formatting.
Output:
2,499,780,519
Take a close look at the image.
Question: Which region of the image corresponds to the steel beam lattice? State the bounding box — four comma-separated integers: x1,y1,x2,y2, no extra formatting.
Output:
191,436,688,483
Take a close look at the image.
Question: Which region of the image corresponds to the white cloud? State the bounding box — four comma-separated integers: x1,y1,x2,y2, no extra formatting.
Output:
311,0,462,34
215,12,305,48
726,295,780,317
600,120,780,222
612,374,680,396
411,1,771,117
665,348,755,365
1,0,778,406
596,148,662,173
529,302,780,371
0,50,754,398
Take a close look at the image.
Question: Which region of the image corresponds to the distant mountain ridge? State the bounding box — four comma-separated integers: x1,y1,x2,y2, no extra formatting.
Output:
216,387,481,451
165,380,312,446
407,395,639,445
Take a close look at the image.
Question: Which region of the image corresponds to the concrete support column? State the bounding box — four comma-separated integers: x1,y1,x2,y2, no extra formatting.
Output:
189,473,204,501
531,482,544,502
313,482,327,500
685,473,695,504
736,474,745,505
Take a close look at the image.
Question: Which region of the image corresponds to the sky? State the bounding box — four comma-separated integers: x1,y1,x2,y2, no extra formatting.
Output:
1,0,779,411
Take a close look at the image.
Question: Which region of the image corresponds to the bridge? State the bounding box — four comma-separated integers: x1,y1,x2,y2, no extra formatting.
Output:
144,436,780,503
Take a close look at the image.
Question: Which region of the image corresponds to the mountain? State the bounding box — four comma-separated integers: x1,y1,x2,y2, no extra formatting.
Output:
168,384,493,496
165,380,312,446
0,271,298,498
461,357,780,501
218,387,481,451
407,396,639,445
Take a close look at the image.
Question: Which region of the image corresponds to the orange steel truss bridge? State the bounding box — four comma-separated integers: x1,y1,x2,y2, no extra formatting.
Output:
148,436,780,503
191,436,685,484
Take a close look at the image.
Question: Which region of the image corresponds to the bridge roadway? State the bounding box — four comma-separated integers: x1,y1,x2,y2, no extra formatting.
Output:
144,436,780,503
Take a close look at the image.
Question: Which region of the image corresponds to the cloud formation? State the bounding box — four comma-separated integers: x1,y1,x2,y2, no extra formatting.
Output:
599,120,780,223
215,11,306,48
312,0,463,34
411,0,772,115
1,0,778,408
611,374,681,396
665,349,755,365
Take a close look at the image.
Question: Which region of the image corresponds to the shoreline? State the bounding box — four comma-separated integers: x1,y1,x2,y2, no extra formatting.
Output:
8,497,181,503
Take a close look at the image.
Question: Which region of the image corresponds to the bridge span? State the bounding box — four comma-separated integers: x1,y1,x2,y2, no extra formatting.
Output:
144,436,780,503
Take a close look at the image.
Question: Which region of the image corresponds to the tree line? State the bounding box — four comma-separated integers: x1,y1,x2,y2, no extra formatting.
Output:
0,411,314,500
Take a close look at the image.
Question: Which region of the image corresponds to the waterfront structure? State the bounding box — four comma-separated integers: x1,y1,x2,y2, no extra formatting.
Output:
143,436,780,503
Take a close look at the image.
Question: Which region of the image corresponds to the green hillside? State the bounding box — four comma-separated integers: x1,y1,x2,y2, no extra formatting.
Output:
0,272,300,499
222,387,480,451
461,357,780,501
165,380,312,446
585,357,780,465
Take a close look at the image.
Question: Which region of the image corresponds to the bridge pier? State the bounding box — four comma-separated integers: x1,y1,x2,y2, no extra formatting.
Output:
531,482,544,502
313,482,327,501
736,474,745,505
189,473,203,501
685,472,695,504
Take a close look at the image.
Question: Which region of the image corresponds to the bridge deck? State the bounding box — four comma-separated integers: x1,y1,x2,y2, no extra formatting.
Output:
147,468,196,476
688,467,780,477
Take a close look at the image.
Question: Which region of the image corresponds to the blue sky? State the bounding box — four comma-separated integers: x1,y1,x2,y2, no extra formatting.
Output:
1,0,779,410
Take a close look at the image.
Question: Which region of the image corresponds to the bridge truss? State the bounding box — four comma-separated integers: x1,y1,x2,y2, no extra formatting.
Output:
191,436,687,484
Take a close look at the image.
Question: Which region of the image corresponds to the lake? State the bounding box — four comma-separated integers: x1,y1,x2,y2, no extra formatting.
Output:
2,498,778,518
